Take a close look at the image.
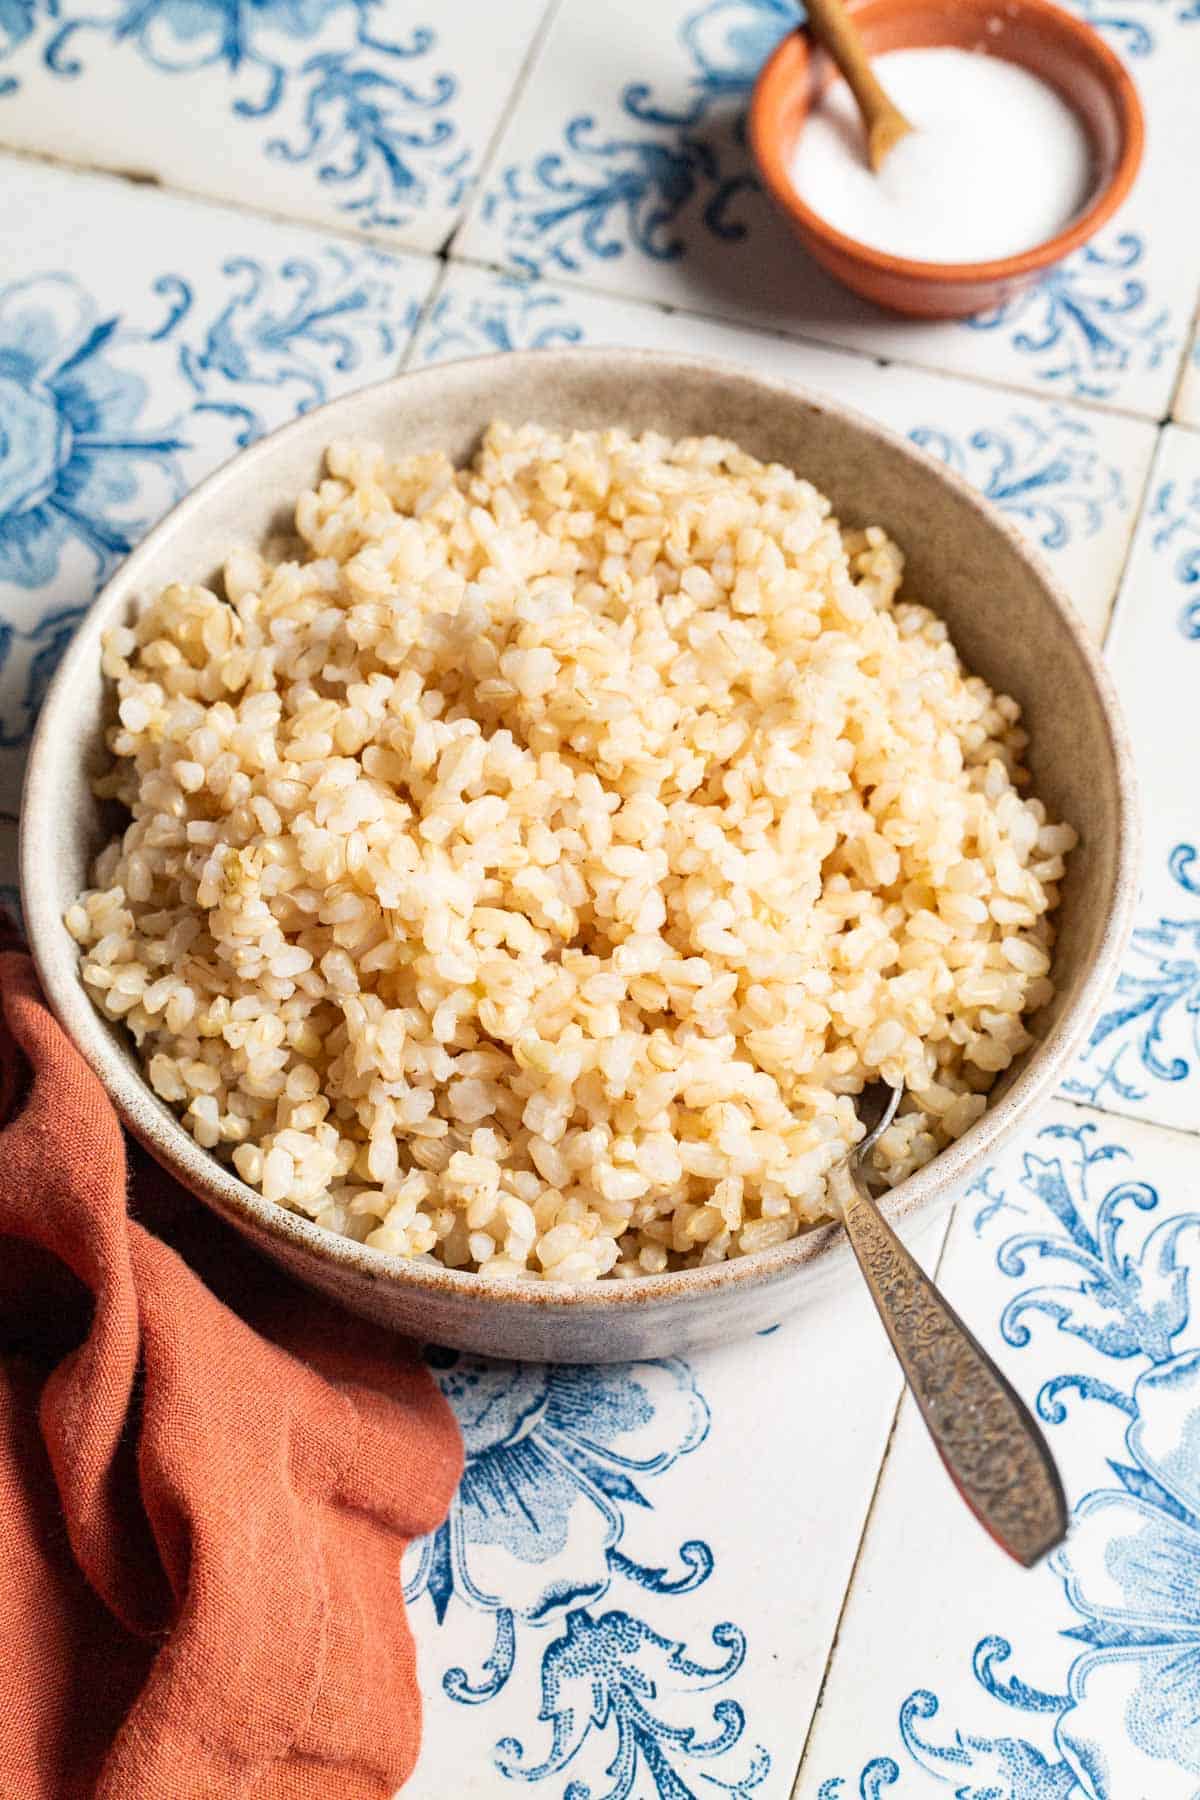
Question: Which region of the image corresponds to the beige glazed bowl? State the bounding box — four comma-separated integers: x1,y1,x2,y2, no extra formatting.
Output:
21,350,1138,1362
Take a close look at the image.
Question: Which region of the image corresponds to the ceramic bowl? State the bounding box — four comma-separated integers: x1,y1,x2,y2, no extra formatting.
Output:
749,0,1145,319
21,349,1138,1361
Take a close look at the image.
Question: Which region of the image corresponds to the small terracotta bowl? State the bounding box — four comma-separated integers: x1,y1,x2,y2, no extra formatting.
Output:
749,0,1144,319
21,351,1138,1362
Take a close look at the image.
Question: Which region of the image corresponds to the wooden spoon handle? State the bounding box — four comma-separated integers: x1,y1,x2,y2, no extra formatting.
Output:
803,0,913,169
830,1158,1068,1567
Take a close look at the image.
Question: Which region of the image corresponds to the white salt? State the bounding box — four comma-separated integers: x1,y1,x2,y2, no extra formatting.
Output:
788,48,1095,263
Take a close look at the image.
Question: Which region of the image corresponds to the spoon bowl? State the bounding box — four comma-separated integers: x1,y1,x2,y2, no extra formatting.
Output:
835,1083,1069,1567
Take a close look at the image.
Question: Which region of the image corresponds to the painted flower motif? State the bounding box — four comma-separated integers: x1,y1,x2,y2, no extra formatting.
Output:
624,0,799,126
404,1352,770,1795
1,1,464,231
1065,845,1200,1110
404,1355,709,1640
1148,475,1200,640
496,1608,769,1799
485,0,795,277
417,282,585,365
47,0,353,82
965,232,1174,403
0,274,186,589
997,1129,1194,1371
908,411,1125,551
1055,1351,1200,1796
1071,0,1200,59
822,1119,1200,1797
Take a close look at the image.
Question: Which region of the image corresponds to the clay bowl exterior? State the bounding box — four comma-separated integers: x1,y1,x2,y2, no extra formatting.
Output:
749,0,1144,319
21,349,1138,1362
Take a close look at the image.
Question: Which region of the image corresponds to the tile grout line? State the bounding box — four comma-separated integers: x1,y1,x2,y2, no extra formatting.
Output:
441,247,1178,430
442,0,565,264
786,1097,1200,1793
0,135,1176,433
397,261,454,372
1097,414,1169,653
0,137,447,265
1166,289,1200,426
786,1210,959,1799
1057,1087,1200,1149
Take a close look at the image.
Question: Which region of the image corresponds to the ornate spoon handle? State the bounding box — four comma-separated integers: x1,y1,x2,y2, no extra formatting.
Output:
830,1160,1068,1567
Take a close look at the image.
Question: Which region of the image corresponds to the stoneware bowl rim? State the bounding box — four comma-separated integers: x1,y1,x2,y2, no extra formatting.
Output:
748,0,1146,286
21,346,1140,1324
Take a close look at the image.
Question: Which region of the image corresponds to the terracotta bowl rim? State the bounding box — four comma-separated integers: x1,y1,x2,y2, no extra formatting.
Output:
748,0,1146,286
20,346,1140,1314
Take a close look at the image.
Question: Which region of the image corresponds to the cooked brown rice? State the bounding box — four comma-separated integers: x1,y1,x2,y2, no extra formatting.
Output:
69,422,1075,1281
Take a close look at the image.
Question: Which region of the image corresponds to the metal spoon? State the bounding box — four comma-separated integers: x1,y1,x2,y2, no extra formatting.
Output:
828,1083,1068,1567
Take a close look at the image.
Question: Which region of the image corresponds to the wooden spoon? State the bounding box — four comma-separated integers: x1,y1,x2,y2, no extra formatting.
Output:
804,0,914,171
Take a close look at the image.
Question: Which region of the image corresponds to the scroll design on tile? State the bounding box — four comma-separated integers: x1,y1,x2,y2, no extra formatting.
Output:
965,231,1174,403
1148,473,1200,640
403,1354,772,1796
821,1118,1200,1796
484,0,798,277
0,252,412,748
1065,841,1200,1110
908,409,1126,550
842,1184,1065,1565
0,2,466,229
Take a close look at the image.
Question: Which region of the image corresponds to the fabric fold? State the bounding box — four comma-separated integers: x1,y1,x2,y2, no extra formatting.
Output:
0,948,462,1799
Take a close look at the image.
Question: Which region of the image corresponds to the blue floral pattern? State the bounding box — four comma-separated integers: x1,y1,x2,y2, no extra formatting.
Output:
417,281,586,363
0,1,465,229
1147,474,1200,640
0,248,413,746
1067,0,1200,58
0,273,187,590
483,0,797,278
820,1119,1200,1796
908,411,1126,550
404,1352,771,1798
965,235,1175,405
1064,845,1200,1111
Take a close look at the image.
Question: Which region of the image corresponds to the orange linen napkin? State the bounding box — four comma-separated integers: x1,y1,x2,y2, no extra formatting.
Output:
0,941,464,1799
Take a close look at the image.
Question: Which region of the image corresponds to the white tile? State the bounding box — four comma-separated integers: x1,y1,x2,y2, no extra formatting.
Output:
407,1209,949,1800
417,263,1154,638
1175,320,1200,427
0,155,437,811
1065,427,1200,1132
0,0,550,251
462,0,1199,416
799,1101,1200,1798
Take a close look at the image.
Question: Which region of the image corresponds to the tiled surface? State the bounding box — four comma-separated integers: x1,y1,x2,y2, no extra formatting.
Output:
1065,427,1200,1133
460,0,1200,418
1176,322,1200,427
413,1212,947,1800
801,1100,1200,1798
0,154,436,811
0,1,552,252
4,7,1200,1796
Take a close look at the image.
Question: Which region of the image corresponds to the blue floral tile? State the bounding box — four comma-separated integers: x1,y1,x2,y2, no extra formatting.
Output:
1066,427,1200,1134
414,264,1155,639
0,0,552,251
799,1100,1200,1798
458,0,1199,416
0,153,436,811
406,1210,953,1799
